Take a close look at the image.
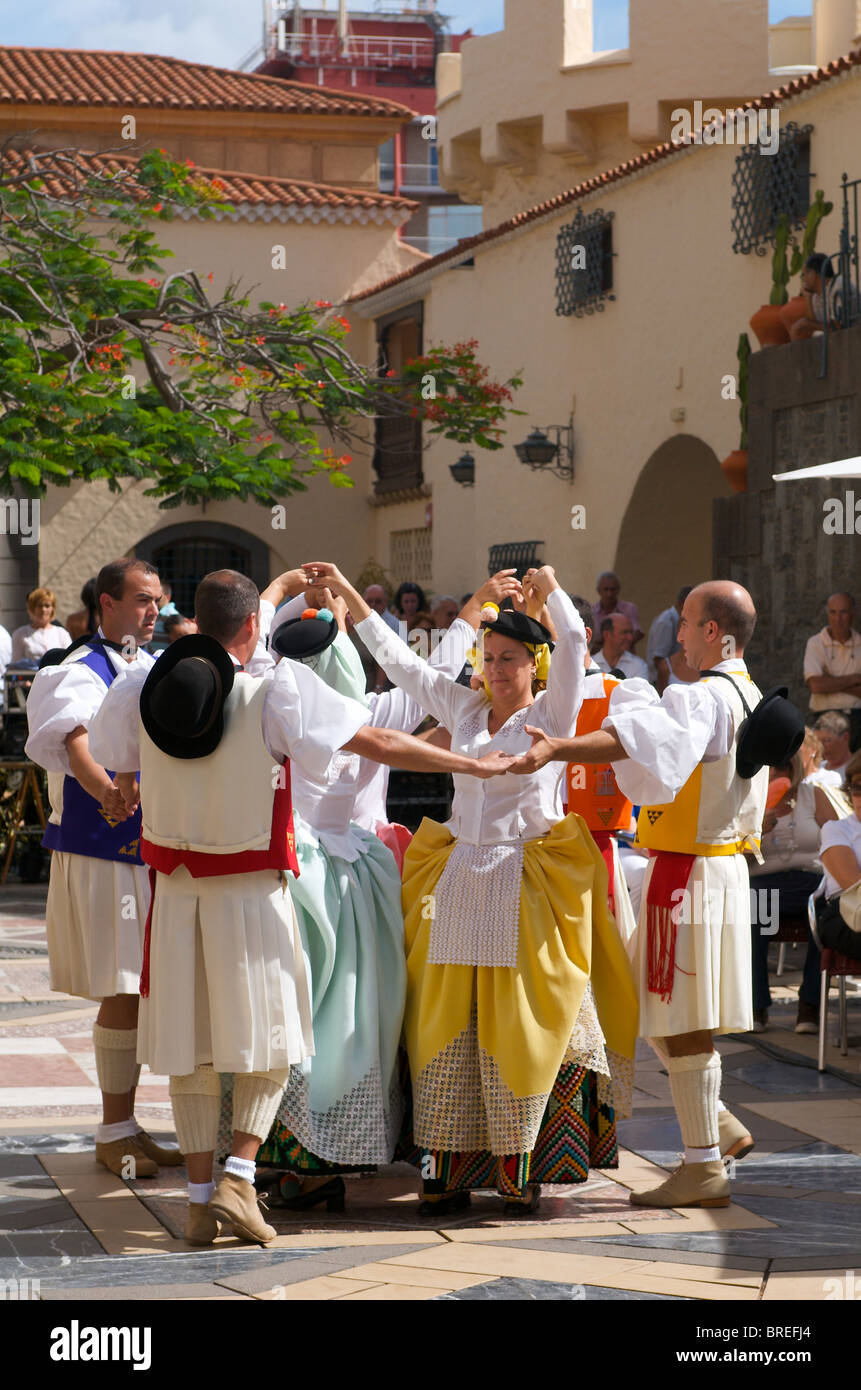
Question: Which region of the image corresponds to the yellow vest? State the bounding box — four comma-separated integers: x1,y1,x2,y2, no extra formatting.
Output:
634,670,769,857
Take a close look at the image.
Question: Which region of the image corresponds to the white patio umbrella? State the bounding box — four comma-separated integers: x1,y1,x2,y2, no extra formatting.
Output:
773,456,861,481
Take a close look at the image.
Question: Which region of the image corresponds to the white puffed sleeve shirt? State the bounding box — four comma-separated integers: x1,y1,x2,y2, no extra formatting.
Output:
355,588,586,846
602,658,752,806
88,654,369,784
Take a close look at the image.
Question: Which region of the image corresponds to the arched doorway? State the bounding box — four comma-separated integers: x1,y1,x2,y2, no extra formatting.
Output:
614,436,733,634
134,522,269,616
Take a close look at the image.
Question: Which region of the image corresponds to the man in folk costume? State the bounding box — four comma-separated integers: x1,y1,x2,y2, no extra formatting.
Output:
25,559,182,1178
562,596,638,957
89,570,514,1246
512,582,803,1208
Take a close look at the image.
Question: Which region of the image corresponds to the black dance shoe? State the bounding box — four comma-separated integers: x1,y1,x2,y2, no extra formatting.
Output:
418,1190,472,1218
502,1183,541,1217
267,1175,346,1213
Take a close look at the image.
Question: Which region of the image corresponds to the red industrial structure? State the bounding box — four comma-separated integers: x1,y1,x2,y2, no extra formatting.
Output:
243,1,482,254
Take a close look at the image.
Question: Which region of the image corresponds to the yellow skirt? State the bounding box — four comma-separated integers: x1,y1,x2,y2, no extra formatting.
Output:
401,814,638,1156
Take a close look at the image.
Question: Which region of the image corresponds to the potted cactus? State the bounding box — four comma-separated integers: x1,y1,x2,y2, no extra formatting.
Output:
721,332,750,492
750,215,792,347
779,189,834,336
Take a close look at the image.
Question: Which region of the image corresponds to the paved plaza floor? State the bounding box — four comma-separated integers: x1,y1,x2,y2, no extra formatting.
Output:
2,884,860,1303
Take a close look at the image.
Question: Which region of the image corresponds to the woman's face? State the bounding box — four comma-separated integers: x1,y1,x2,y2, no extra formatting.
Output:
29,601,54,629
851,776,861,822
482,631,534,705
399,590,420,618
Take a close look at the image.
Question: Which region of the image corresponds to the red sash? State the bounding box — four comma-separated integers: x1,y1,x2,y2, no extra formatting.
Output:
139,768,299,997
645,849,696,1002
589,829,616,917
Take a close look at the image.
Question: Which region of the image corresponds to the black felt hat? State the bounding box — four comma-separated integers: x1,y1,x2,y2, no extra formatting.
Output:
736,685,805,779
270,607,338,662
140,634,235,760
481,609,554,651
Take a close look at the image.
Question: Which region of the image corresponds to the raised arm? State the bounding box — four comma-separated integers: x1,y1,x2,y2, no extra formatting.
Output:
525,567,587,737
302,560,476,731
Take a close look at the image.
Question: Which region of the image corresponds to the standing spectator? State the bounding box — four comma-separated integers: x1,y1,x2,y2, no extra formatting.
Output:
803,592,861,750
11,589,71,664
591,571,644,650
0,623,11,683
647,586,694,691
363,583,399,634
65,578,99,641
431,594,459,631
593,614,649,680
393,581,427,623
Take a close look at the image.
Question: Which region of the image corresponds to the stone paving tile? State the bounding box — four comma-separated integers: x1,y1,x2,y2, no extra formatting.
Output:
730,1060,858,1095
437,1277,687,1300
0,1223,104,1261
41,1282,254,1301
468,1238,769,1271
20,1246,328,1289
215,1242,443,1295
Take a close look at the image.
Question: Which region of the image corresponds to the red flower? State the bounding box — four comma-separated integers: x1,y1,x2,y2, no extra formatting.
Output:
152,203,163,213
314,299,332,309
185,159,195,169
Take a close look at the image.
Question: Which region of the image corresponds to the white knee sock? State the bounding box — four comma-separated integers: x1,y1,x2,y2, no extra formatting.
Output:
666,1051,721,1160
232,1069,289,1143
93,1024,139,1095
169,1066,221,1155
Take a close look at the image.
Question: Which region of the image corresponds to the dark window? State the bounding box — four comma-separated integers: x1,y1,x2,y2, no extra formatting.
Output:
150,537,253,616
731,121,813,256
488,540,544,580
373,304,424,495
555,208,615,317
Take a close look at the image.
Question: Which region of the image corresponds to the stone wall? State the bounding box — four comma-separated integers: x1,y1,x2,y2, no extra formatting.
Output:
713,324,861,714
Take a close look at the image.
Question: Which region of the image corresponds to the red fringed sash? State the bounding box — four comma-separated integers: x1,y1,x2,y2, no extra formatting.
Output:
590,830,616,917
645,850,696,1002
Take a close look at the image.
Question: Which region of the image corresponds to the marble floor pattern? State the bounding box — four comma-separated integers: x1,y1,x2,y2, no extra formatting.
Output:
2,886,860,1301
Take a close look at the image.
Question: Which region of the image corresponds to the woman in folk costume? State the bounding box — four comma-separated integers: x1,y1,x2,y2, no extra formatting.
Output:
306,560,639,1216
220,572,521,1211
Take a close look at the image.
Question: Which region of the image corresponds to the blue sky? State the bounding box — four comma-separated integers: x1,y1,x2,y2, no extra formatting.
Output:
0,1,814,67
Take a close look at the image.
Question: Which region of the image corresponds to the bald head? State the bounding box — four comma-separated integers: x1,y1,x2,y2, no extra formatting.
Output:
678,581,757,671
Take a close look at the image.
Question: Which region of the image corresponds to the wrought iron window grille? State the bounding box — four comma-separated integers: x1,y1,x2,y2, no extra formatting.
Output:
814,171,861,380
731,121,813,256
487,541,544,580
555,208,615,317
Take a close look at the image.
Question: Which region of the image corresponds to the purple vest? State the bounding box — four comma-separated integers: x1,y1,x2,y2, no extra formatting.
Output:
41,641,143,865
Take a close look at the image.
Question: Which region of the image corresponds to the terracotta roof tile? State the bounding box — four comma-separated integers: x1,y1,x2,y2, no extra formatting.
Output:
0,46,415,120
351,45,861,302
5,145,418,220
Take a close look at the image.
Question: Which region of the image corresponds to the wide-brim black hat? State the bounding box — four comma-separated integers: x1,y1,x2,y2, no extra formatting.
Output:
481,609,554,651
271,609,338,662
736,685,805,779
140,634,235,760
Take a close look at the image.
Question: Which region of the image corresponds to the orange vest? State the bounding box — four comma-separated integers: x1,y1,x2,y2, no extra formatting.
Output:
565,671,632,833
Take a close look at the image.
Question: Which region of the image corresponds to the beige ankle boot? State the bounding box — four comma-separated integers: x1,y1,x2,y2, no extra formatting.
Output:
184,1202,220,1246
718,1109,754,1161
136,1130,185,1167
209,1173,276,1246
95,1135,158,1179
629,1160,730,1209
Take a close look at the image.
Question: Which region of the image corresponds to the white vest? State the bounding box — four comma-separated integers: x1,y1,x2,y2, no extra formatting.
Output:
636,672,769,856
140,676,276,853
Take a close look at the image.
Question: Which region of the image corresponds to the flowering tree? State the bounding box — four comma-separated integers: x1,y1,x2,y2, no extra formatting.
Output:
0,143,523,509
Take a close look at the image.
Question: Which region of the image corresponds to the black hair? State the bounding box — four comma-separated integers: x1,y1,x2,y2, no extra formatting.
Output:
393,581,427,615
805,253,834,280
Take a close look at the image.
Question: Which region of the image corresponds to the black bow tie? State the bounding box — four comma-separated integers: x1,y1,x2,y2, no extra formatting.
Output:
94,635,134,656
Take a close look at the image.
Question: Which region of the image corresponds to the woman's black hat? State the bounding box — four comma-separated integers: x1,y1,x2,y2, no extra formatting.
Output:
481,610,554,650
140,634,235,760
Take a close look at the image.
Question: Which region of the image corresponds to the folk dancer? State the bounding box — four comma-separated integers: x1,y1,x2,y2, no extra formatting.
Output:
25,559,182,1178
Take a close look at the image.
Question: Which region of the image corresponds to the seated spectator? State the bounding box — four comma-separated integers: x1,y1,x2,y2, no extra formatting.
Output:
647,586,693,691
65,577,99,641
812,711,852,781
593,614,649,680
393,581,427,623
11,588,71,665
814,750,861,958
803,592,861,751
431,594,459,631
788,254,853,341
591,571,644,650
164,614,198,642
749,731,839,1032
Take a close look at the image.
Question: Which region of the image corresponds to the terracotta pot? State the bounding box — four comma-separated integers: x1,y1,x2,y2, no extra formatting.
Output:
779,294,808,337
721,448,748,493
749,304,790,348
